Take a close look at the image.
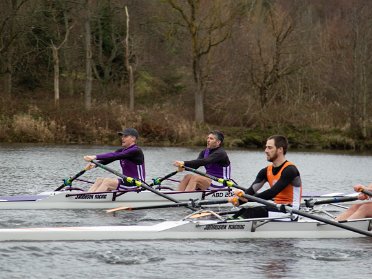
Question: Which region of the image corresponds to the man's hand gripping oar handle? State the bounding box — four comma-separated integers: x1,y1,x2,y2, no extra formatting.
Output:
361,189,372,197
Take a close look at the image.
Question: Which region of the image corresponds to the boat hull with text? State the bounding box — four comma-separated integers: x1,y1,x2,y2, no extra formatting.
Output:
0,189,235,210
0,190,357,210
0,217,370,241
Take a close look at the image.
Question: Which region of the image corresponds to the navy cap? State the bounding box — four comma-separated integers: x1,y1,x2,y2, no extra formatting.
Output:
118,128,139,138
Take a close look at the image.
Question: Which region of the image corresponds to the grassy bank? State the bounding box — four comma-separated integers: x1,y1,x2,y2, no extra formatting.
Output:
1,96,371,151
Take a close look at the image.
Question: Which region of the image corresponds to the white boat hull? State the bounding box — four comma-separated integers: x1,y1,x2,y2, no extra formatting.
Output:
0,190,357,210
0,218,370,241
0,190,235,210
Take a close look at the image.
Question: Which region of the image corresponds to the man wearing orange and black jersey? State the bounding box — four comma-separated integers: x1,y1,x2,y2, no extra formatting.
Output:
233,135,302,219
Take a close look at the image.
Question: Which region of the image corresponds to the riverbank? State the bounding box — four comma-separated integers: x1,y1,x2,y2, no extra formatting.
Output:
1,113,371,151
1,95,371,151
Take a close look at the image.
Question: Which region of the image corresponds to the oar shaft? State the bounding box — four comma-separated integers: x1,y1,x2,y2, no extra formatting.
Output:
92,160,195,210
183,166,241,189
149,171,178,186
55,169,87,191
304,196,358,207
110,198,232,212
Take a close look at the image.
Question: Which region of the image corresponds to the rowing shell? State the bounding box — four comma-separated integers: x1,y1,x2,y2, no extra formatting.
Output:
0,189,235,210
0,190,357,210
0,217,370,241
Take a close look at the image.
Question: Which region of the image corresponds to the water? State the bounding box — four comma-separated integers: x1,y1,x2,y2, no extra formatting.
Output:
0,144,371,279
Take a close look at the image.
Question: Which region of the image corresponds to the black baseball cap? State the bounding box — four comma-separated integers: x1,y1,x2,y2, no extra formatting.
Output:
118,128,139,138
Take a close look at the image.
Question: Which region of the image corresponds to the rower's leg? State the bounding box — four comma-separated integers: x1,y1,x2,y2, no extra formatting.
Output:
88,178,104,192
178,174,193,191
345,202,372,220
184,175,212,191
94,178,119,192
335,203,364,221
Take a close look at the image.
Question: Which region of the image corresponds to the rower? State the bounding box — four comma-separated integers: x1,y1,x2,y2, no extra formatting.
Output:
83,128,146,192
232,135,302,220
173,130,232,191
336,183,372,221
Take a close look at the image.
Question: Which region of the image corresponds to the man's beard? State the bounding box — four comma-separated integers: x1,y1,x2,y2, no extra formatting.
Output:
267,152,278,162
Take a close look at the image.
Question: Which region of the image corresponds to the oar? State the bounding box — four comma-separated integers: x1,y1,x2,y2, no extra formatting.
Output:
183,166,372,237
303,196,359,208
106,198,236,213
361,189,372,197
183,166,237,188
305,189,372,207
92,160,195,210
149,170,178,186
54,167,89,191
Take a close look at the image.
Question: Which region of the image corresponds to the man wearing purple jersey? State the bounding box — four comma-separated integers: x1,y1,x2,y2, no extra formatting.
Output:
84,128,145,192
173,130,231,191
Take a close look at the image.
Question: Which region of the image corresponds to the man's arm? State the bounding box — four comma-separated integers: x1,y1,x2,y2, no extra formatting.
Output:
245,168,267,195
96,148,142,164
184,148,228,169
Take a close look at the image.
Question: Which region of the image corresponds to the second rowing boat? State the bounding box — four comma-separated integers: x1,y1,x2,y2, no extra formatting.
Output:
0,213,370,241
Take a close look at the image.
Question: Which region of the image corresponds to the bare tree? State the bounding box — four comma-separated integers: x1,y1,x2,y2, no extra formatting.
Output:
91,0,125,95
248,4,305,108
123,5,135,111
166,0,237,123
49,4,74,105
84,0,92,110
0,0,30,96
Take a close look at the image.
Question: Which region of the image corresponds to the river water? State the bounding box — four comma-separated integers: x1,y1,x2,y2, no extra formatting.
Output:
0,144,371,279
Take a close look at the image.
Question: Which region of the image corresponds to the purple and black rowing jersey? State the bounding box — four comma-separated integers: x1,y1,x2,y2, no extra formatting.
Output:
183,147,231,179
95,144,145,181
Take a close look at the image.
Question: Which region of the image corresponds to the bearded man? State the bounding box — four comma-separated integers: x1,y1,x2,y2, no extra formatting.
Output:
233,135,302,220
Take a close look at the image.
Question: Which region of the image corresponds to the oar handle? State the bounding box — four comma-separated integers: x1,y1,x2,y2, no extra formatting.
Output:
92,160,195,210
361,189,372,197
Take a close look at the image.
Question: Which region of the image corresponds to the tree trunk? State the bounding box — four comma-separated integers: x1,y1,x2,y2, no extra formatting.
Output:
52,45,60,106
84,0,92,110
193,58,204,122
125,6,134,111
194,81,204,123
4,53,12,96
